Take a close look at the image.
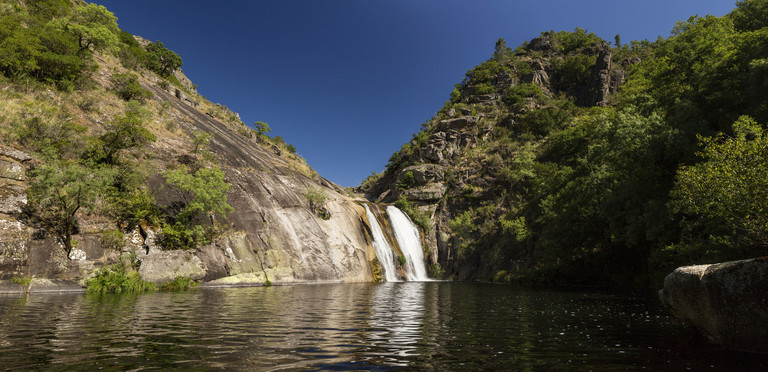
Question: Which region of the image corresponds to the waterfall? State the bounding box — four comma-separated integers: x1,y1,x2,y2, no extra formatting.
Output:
387,206,429,281
364,204,399,282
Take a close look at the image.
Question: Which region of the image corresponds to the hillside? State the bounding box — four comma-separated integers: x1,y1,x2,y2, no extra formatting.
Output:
0,0,377,290
361,1,768,288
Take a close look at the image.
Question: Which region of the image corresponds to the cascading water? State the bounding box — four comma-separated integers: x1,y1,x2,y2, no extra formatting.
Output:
387,206,429,281
364,204,398,282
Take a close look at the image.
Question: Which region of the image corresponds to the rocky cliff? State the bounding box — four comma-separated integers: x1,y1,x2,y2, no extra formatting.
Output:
0,49,377,290
360,31,633,282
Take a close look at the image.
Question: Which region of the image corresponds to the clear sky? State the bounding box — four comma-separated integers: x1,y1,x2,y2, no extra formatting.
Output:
94,0,736,187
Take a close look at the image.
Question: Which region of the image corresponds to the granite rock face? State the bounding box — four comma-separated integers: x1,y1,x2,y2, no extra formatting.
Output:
659,258,768,354
0,70,378,289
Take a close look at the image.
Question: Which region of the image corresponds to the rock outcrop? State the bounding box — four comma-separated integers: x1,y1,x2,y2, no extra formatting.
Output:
659,258,768,354
0,54,378,289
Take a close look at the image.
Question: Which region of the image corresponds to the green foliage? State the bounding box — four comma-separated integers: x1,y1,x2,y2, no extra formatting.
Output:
158,222,208,250
26,160,113,256
100,229,125,251
161,276,198,291
493,38,511,63
254,121,271,137
48,3,119,54
429,262,446,279
551,28,606,53
306,187,330,220
671,116,768,255
397,171,415,190
94,104,155,164
144,40,182,76
11,276,32,287
86,263,156,294
516,105,573,136
110,73,152,101
163,165,233,225
448,209,476,254
117,31,146,70
397,255,407,266
503,83,541,109
16,116,86,160
474,83,495,95
551,54,596,93
394,195,432,233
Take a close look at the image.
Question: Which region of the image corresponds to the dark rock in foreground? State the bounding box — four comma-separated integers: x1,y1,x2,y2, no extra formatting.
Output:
659,258,768,354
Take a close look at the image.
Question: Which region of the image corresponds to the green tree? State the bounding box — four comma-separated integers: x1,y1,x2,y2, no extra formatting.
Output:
254,121,271,136
48,3,119,54
95,104,156,165
671,116,768,252
493,38,510,63
144,40,182,76
110,72,152,101
0,14,42,78
161,164,233,249
26,161,113,257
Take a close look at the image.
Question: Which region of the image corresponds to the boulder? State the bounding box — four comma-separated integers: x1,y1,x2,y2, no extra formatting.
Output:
659,258,768,354
401,164,446,184
401,183,447,201
0,159,24,181
0,146,31,162
526,35,552,52
436,116,477,131
0,183,27,214
138,249,206,284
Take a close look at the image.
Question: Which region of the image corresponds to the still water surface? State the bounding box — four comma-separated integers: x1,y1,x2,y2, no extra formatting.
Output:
1,282,766,370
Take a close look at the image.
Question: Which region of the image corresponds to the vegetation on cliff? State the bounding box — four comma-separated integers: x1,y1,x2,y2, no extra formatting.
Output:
0,0,308,262
364,0,768,288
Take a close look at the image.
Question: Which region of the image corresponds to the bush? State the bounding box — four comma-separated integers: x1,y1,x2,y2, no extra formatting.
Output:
86,263,156,294
161,276,198,291
552,54,596,93
474,83,496,95
503,83,542,109
397,171,415,190
429,262,446,279
100,229,125,251
144,40,182,76
306,187,330,220
110,73,152,101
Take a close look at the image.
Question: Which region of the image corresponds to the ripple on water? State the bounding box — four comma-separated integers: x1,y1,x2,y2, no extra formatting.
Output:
1,283,768,370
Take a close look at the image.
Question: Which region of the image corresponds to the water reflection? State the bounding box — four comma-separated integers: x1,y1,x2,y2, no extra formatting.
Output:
1,283,767,370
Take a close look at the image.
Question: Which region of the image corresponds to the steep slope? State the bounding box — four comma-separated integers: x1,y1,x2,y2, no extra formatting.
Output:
0,1,377,288
362,3,768,288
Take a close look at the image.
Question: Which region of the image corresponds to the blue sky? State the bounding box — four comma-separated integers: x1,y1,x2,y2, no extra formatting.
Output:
95,0,736,187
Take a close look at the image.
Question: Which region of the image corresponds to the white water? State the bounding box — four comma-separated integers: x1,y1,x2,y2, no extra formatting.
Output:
387,206,429,281
364,204,399,282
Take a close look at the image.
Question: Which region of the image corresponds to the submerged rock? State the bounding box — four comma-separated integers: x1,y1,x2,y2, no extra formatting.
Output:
659,258,768,354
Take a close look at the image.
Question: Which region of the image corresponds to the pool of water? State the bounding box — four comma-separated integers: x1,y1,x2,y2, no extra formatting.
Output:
1,282,766,370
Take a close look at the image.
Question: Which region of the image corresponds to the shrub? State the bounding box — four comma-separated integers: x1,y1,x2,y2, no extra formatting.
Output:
100,229,125,251
144,40,182,76
110,72,152,101
429,262,446,279
474,83,496,95
397,171,415,190
551,54,596,93
86,263,156,294
397,255,407,266
503,83,542,109
161,276,198,291
306,187,330,220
